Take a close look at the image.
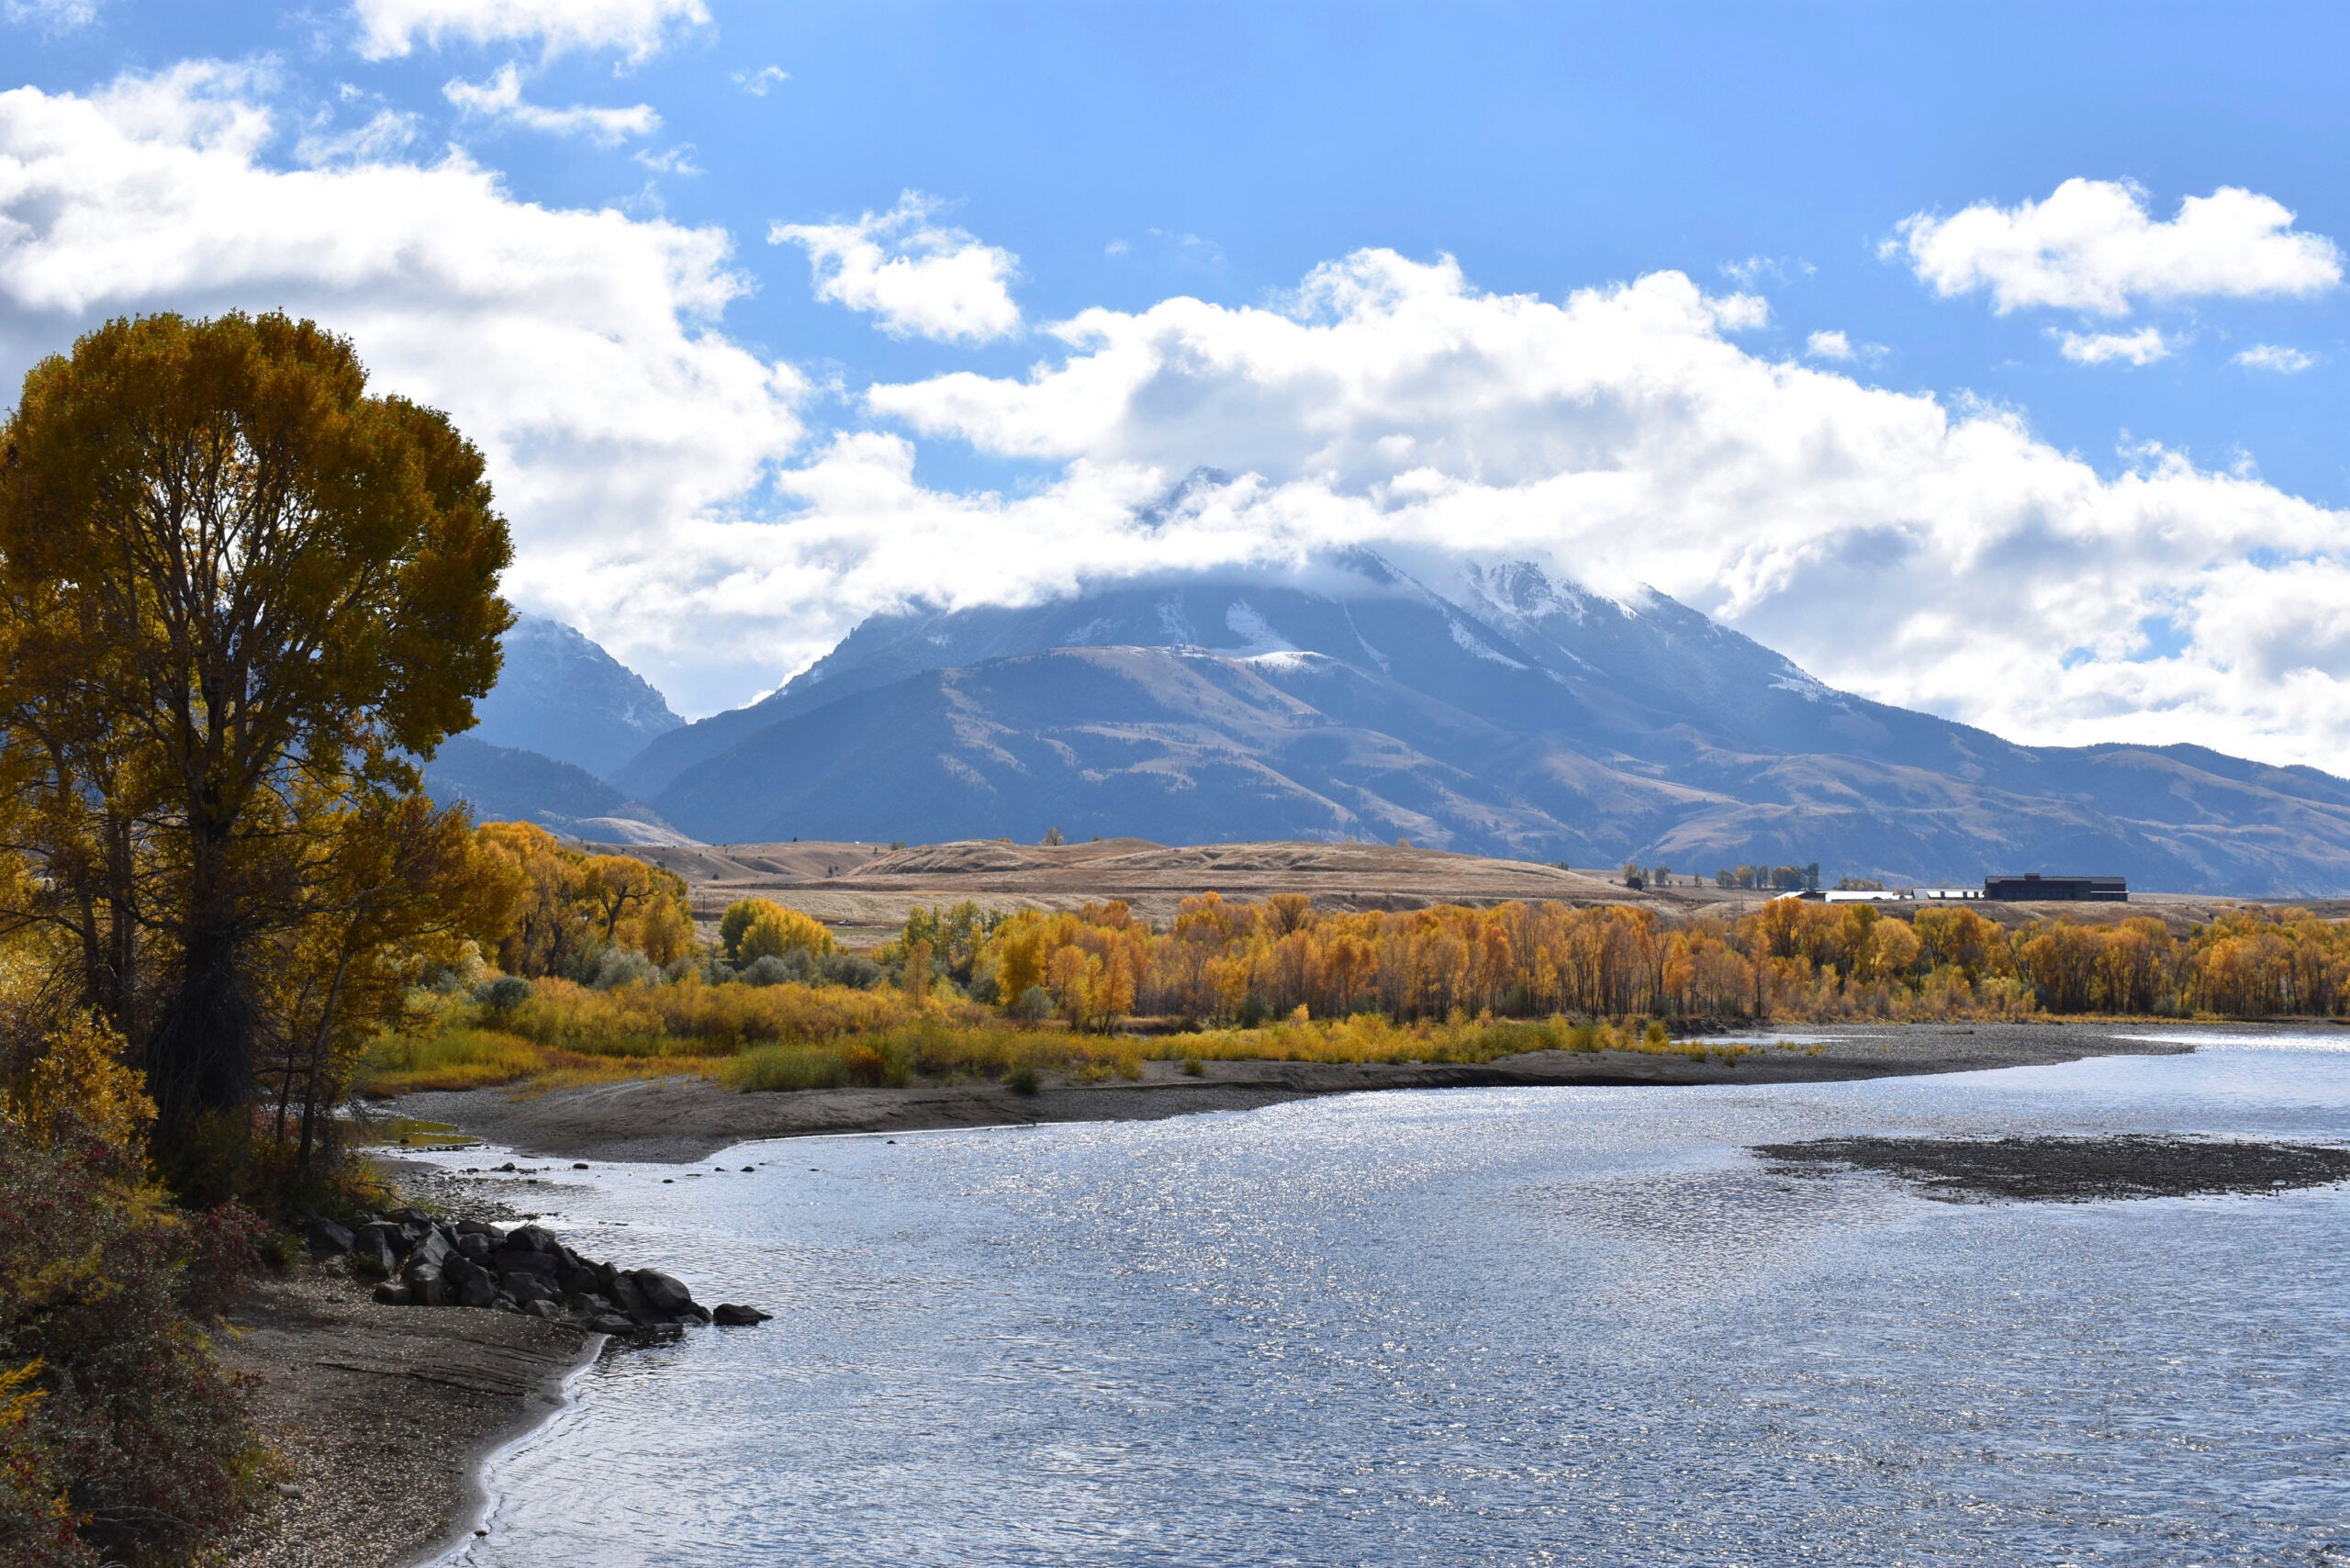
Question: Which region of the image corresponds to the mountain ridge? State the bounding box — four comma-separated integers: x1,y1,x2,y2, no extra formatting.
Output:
551,551,2350,894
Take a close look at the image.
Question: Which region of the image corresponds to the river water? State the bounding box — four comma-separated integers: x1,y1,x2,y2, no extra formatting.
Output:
427,1036,2350,1566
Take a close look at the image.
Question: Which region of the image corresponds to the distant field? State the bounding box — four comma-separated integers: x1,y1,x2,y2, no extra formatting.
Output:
579,835,2346,947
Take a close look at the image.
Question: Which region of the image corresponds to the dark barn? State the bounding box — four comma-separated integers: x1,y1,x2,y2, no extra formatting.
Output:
1983,873,2128,902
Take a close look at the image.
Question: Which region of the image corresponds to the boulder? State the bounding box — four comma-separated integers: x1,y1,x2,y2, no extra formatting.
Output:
507,1275,560,1309
455,1219,502,1239
524,1299,562,1320
446,1258,499,1309
408,1228,454,1271
711,1304,772,1327
303,1218,355,1256
632,1270,695,1316
372,1282,414,1306
586,1313,635,1335
608,1272,658,1326
454,1232,493,1263
354,1220,408,1260
494,1249,559,1282
406,1263,448,1307
507,1224,560,1254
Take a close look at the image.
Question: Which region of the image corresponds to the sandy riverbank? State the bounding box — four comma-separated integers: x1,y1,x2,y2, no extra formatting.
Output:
217,1266,595,1568
394,1020,2209,1164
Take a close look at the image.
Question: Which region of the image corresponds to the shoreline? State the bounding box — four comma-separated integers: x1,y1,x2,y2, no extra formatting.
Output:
217,1266,599,1568
392,1019,2216,1165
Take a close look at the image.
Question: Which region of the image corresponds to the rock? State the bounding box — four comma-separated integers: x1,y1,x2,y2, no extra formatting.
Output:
355,1220,408,1260
677,1303,712,1325
507,1276,560,1308
494,1249,559,1282
303,1218,355,1256
632,1270,695,1316
524,1299,562,1320
608,1272,658,1326
406,1263,448,1307
491,1294,520,1314
372,1282,414,1306
351,1233,398,1277
455,1232,493,1262
408,1229,454,1272
507,1224,560,1254
456,1219,502,1238
446,1258,499,1309
711,1304,771,1327
573,1162,589,1170
586,1313,635,1335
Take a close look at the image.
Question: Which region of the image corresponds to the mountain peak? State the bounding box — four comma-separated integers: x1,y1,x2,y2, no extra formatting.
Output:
472,613,684,781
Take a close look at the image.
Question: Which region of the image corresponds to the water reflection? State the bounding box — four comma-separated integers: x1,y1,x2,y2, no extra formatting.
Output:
431,1044,2350,1566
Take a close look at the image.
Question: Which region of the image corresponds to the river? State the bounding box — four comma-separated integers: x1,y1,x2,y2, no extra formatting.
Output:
425,1034,2350,1565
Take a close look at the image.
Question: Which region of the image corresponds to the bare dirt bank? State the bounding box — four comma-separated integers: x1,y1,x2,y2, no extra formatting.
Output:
394,1022,2204,1164
217,1266,595,1568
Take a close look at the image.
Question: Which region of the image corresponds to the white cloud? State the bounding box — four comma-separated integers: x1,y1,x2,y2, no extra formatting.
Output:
296,106,419,165
1893,177,2342,315
6,70,2349,770
0,64,804,714
352,0,708,62
770,192,1022,343
860,250,2350,772
1719,254,1813,287
443,63,657,145
733,65,789,95
2056,326,2172,366
2235,342,2318,374
1805,329,1852,360
633,143,700,176
5,0,99,29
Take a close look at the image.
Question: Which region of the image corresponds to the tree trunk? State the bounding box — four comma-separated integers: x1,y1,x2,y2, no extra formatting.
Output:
146,921,257,1147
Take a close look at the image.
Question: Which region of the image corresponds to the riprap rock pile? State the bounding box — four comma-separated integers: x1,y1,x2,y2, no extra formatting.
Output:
304,1211,771,1334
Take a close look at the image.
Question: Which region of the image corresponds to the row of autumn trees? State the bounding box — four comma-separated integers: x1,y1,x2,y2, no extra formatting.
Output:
927,893,2350,1028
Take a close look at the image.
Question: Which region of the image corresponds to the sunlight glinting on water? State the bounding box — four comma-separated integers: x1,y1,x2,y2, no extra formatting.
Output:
431,1046,2350,1567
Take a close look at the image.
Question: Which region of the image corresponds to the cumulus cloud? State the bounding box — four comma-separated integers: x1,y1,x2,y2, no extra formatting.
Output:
1893,177,2343,315
733,65,789,95
1805,329,1852,360
352,0,707,62
0,63,804,713
2235,342,2317,374
442,63,656,144
864,250,2350,771
2056,326,2172,366
6,69,2348,770
769,193,1022,343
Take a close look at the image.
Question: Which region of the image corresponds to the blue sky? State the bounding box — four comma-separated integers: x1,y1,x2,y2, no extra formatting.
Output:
4,0,2348,767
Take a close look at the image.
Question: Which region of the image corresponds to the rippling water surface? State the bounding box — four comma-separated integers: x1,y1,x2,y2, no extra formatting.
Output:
430,1042,2350,1566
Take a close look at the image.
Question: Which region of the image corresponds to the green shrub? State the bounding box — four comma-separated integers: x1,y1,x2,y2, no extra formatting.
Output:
1005,1064,1041,1096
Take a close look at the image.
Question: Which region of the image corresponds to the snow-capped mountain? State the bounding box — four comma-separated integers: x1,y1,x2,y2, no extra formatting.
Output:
607,551,2350,894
